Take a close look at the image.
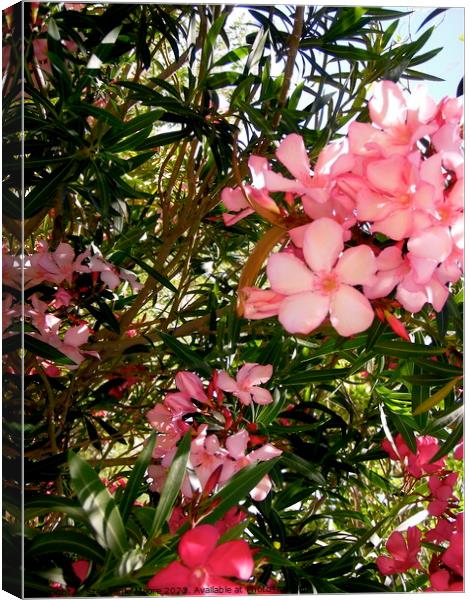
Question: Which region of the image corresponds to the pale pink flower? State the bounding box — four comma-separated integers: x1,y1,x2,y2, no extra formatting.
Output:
147,524,254,595
349,80,438,158
263,133,353,205
217,363,273,405
242,287,286,320
355,154,436,241
53,288,73,309
147,404,190,459
220,429,282,501
266,218,375,336
190,425,228,490
175,371,207,403
376,527,422,575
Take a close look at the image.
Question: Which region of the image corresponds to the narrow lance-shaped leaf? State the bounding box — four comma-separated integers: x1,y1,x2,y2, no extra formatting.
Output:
201,457,281,525
147,431,191,542
68,451,129,557
120,432,156,522
413,377,462,416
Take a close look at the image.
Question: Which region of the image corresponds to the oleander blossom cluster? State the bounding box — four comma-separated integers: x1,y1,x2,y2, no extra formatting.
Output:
377,434,463,592
3,240,141,369
146,364,281,503
221,81,463,337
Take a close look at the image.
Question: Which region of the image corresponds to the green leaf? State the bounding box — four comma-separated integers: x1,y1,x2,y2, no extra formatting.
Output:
425,405,463,436
201,457,281,525
147,432,191,541
430,421,463,462
26,530,106,563
117,252,177,292
24,161,76,219
413,377,462,415
386,409,417,453
24,496,86,522
374,340,446,358
256,389,287,426
213,46,250,68
282,367,350,387
280,452,326,485
120,433,156,522
24,335,76,365
68,451,129,557
158,331,211,377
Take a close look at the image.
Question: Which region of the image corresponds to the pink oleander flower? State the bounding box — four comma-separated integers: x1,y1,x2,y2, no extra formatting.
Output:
147,525,254,595
25,242,86,288
263,133,354,206
454,440,463,461
355,153,436,241
427,472,459,517
190,425,228,491
242,287,286,320
147,404,191,459
221,157,278,226
441,515,463,577
220,429,282,501
382,434,446,478
427,569,463,592
376,527,422,575
266,218,376,336
214,507,247,535
363,246,450,314
424,517,456,545
348,80,438,158
175,371,208,403
217,363,273,406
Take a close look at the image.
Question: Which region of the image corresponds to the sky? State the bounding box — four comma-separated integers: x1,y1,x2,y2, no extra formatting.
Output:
394,7,464,100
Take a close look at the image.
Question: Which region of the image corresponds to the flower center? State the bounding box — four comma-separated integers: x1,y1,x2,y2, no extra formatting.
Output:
319,272,339,294
192,567,208,583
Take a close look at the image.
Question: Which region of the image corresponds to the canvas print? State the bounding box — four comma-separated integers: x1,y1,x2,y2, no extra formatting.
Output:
2,2,464,597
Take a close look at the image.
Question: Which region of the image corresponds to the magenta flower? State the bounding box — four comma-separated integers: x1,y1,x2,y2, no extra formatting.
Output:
217,363,273,406
376,527,422,575
147,525,254,595
427,472,459,517
266,218,376,336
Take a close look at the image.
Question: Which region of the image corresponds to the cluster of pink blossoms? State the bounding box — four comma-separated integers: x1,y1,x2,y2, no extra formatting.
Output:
221,81,463,337
146,364,281,505
3,241,141,369
377,434,463,591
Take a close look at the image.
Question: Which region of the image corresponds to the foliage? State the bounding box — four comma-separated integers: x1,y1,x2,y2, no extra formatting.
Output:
2,3,463,597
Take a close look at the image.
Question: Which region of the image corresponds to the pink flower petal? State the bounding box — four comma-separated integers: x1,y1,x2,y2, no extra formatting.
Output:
148,561,191,590
164,392,197,415
366,156,405,193
176,371,207,403
221,187,249,211
335,245,376,286
216,371,238,393
249,443,282,462
63,324,89,348
179,525,221,569
302,218,344,273
250,386,273,405
372,209,413,240
408,227,453,263
226,430,249,460
222,208,254,226
329,285,374,336
207,541,254,579
385,531,408,561
249,474,273,501
278,292,329,335
275,133,311,181
237,363,272,387
369,80,407,129
376,556,397,576
267,253,315,295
